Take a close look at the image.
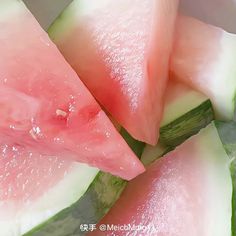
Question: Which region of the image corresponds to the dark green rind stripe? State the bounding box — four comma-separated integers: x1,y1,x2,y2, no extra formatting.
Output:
24,173,126,236
120,128,145,158
159,99,213,148
215,121,236,236
142,99,214,165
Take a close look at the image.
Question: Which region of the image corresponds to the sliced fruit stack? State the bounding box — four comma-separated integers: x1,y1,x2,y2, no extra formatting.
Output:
0,0,235,236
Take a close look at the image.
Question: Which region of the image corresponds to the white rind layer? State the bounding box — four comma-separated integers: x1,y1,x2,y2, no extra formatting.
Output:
0,163,98,236
194,124,232,236
48,0,80,40
0,0,25,19
161,82,207,126
210,33,236,120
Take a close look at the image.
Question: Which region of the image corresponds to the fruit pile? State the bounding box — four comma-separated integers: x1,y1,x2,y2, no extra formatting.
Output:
0,0,235,235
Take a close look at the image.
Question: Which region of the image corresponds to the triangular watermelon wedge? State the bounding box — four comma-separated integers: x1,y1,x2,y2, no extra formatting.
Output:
92,122,233,235
48,0,179,145
170,15,236,120
0,0,144,180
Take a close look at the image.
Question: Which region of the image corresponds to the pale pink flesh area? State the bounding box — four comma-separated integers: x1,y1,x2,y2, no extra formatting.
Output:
53,0,179,145
0,2,144,180
93,137,209,236
0,139,72,218
170,15,226,113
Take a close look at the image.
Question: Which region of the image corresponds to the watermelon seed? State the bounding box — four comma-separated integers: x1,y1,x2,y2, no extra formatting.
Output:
29,127,42,140
56,109,68,118
29,129,38,140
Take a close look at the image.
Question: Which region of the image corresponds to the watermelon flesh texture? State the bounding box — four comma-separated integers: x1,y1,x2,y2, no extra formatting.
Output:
170,15,236,120
0,140,99,235
93,123,232,236
48,0,179,145
2,81,211,235
0,141,71,219
0,0,144,180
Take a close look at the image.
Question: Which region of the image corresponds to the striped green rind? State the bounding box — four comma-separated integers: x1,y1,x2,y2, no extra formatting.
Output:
120,128,145,158
159,100,213,147
24,173,126,236
142,99,214,165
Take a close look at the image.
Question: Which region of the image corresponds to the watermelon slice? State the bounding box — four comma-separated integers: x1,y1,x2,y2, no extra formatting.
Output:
93,122,233,236
7,81,212,236
48,0,179,145
22,129,144,236
0,140,121,236
0,126,143,235
0,81,214,235
0,0,144,180
0,141,83,235
170,15,236,120
10,80,213,236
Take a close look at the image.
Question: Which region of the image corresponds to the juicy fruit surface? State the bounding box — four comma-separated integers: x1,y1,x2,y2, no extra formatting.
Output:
49,0,179,145
170,15,236,120
95,124,232,236
0,0,144,180
0,139,99,235
0,140,70,218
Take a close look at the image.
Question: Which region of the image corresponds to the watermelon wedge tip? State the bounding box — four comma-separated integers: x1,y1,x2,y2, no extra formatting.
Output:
0,0,144,180
48,0,179,145
171,15,236,120
94,122,234,236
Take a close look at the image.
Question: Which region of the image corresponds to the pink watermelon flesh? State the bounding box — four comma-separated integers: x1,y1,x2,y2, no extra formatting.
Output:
95,147,204,235
49,0,179,145
0,140,70,213
92,125,231,236
170,15,236,120
0,1,144,180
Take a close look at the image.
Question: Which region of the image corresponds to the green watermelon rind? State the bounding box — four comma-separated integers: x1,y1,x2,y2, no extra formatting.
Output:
23,128,142,236
159,99,213,147
142,99,213,165
23,172,126,236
